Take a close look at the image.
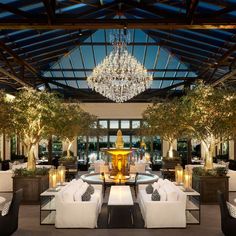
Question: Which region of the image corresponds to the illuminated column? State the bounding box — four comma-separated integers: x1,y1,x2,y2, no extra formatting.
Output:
229,139,235,160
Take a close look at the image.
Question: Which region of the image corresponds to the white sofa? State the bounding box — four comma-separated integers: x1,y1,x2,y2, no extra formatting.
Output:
138,179,186,228
55,179,103,228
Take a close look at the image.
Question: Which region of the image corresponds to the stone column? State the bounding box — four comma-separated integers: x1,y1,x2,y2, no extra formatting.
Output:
229,139,235,160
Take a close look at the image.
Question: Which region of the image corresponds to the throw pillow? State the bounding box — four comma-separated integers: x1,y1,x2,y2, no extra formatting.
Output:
87,184,95,194
81,191,91,201
151,189,161,201
227,202,236,218
1,201,11,216
146,183,154,194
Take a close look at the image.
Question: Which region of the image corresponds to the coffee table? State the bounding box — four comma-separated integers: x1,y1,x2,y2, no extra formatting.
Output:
107,186,134,227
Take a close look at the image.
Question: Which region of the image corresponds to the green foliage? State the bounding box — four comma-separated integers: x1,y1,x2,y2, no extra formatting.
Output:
0,91,13,133
180,81,236,142
142,98,187,143
192,166,227,177
10,88,61,142
52,103,99,142
14,167,49,177
59,156,77,163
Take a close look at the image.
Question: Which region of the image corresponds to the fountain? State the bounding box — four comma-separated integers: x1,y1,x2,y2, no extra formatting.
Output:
101,129,136,180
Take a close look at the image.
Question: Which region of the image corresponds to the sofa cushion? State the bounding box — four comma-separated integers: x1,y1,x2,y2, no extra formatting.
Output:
87,184,95,194
1,201,11,216
151,190,161,201
158,187,167,201
152,182,160,191
146,184,154,194
227,202,236,218
74,182,89,201
62,184,76,202
81,191,91,201
163,184,178,201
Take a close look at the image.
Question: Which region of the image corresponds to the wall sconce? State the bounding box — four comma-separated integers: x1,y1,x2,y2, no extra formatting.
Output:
175,164,183,185
183,168,193,192
57,165,66,186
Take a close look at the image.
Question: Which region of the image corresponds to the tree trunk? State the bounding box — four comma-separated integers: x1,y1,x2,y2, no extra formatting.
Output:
27,145,36,171
202,138,214,170
66,140,73,159
48,136,52,164
187,138,192,164
168,141,174,158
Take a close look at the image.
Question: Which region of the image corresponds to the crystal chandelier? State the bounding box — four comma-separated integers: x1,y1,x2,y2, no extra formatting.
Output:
87,30,153,103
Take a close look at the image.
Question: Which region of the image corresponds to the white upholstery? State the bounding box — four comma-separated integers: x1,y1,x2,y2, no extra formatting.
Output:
55,180,103,228
138,179,186,228
0,170,13,192
228,170,236,191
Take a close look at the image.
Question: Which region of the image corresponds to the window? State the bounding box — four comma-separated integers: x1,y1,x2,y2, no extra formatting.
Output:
110,120,119,129
121,120,130,129
132,120,140,129
99,120,108,129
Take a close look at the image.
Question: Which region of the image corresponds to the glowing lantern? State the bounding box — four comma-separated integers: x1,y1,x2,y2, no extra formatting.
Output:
184,168,193,192
175,164,183,185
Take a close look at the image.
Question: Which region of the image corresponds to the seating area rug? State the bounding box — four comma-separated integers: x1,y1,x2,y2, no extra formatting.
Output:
97,203,145,228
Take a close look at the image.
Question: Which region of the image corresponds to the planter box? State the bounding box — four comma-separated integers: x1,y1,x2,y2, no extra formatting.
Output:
192,175,229,204
59,160,77,170
13,175,49,204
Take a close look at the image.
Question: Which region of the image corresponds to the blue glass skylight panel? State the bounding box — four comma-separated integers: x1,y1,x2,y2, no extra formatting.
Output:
77,81,89,89
93,46,106,64
133,46,145,63
155,48,168,69
165,72,176,77
56,3,86,13
66,81,78,88
81,46,95,68
75,71,87,77
68,50,84,68
64,71,74,78
151,80,162,89
20,2,44,12
144,46,158,68
51,71,63,77
176,72,188,77
162,81,172,88
134,30,147,43
92,30,105,42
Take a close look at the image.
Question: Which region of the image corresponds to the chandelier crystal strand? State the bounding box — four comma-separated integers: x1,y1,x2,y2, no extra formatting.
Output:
87,30,153,103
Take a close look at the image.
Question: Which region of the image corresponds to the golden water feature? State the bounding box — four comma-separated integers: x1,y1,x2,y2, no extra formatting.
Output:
101,129,136,180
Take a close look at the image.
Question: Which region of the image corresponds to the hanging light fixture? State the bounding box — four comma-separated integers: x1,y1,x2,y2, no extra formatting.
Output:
87,29,153,103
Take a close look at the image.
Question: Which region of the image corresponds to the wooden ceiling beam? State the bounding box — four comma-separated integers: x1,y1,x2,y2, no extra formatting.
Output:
0,67,32,87
186,0,199,23
42,0,56,25
0,19,236,29
212,68,236,86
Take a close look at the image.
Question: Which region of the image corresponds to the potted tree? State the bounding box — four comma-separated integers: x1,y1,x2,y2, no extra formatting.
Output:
181,81,236,170
53,103,98,169
180,81,236,203
5,88,61,204
142,99,186,169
